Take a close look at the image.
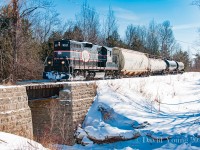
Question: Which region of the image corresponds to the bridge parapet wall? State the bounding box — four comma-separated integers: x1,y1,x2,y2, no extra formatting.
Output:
0,86,33,139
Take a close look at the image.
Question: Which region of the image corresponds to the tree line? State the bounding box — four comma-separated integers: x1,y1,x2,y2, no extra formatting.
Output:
0,0,199,82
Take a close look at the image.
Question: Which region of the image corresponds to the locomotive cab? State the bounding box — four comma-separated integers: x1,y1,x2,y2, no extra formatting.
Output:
98,46,118,68
98,47,107,67
54,40,70,50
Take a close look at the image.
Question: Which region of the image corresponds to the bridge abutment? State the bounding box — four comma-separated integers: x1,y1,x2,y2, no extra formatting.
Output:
0,82,96,145
28,82,96,145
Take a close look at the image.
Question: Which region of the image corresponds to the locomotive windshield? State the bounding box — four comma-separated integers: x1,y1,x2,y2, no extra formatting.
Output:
54,40,70,50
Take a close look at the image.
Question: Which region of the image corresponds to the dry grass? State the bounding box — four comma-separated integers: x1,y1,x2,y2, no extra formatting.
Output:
138,79,146,94
98,106,114,121
107,82,121,92
172,83,176,97
2,74,14,85
34,128,60,150
32,99,72,150
15,128,53,150
93,82,98,95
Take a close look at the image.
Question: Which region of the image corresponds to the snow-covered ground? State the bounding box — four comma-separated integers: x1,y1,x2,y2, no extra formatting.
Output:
0,132,47,150
62,72,200,150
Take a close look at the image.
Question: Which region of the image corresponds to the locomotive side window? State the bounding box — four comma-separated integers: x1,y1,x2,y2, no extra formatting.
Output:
84,43,93,48
112,55,118,64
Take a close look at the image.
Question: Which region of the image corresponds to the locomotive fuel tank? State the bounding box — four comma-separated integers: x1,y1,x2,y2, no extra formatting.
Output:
164,60,177,71
149,58,167,73
113,47,149,76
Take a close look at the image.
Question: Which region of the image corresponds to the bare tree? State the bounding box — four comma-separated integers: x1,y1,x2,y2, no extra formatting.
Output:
63,20,84,41
192,0,200,7
158,20,175,58
146,20,160,55
46,99,71,144
192,53,200,71
124,20,180,56
75,0,100,43
125,24,147,52
0,3,17,81
0,0,59,81
125,24,136,47
102,6,119,46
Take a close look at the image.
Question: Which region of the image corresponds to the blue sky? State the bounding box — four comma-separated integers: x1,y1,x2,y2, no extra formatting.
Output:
54,0,200,54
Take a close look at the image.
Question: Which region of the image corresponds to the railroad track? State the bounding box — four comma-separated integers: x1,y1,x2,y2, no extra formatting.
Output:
16,73,179,86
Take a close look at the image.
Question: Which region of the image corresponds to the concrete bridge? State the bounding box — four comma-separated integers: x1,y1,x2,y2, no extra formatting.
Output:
0,81,97,145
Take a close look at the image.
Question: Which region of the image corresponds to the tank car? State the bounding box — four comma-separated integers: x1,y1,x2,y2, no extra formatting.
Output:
176,61,184,73
164,60,178,74
112,47,149,76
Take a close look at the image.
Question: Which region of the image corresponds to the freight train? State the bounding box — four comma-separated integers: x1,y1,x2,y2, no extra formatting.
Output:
43,39,184,80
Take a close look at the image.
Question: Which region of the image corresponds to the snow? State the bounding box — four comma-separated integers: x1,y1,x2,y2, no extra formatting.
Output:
0,132,47,150
0,85,19,88
62,89,71,93
75,127,88,140
1,72,200,149
62,72,200,150
0,108,25,115
17,79,96,86
45,71,70,80
81,136,93,145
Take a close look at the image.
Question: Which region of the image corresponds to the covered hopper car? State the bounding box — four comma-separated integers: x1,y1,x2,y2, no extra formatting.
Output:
112,47,149,76
149,58,167,75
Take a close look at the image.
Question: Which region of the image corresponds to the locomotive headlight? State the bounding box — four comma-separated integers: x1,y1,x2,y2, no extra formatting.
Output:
47,61,51,65
61,61,65,64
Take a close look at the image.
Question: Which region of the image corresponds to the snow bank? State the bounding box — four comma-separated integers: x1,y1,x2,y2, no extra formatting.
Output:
0,132,47,150
63,72,200,149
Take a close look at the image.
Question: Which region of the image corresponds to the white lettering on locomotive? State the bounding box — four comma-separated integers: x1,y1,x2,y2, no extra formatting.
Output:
62,44,68,47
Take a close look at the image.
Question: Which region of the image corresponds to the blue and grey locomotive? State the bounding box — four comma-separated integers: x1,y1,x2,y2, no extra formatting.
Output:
43,39,118,80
